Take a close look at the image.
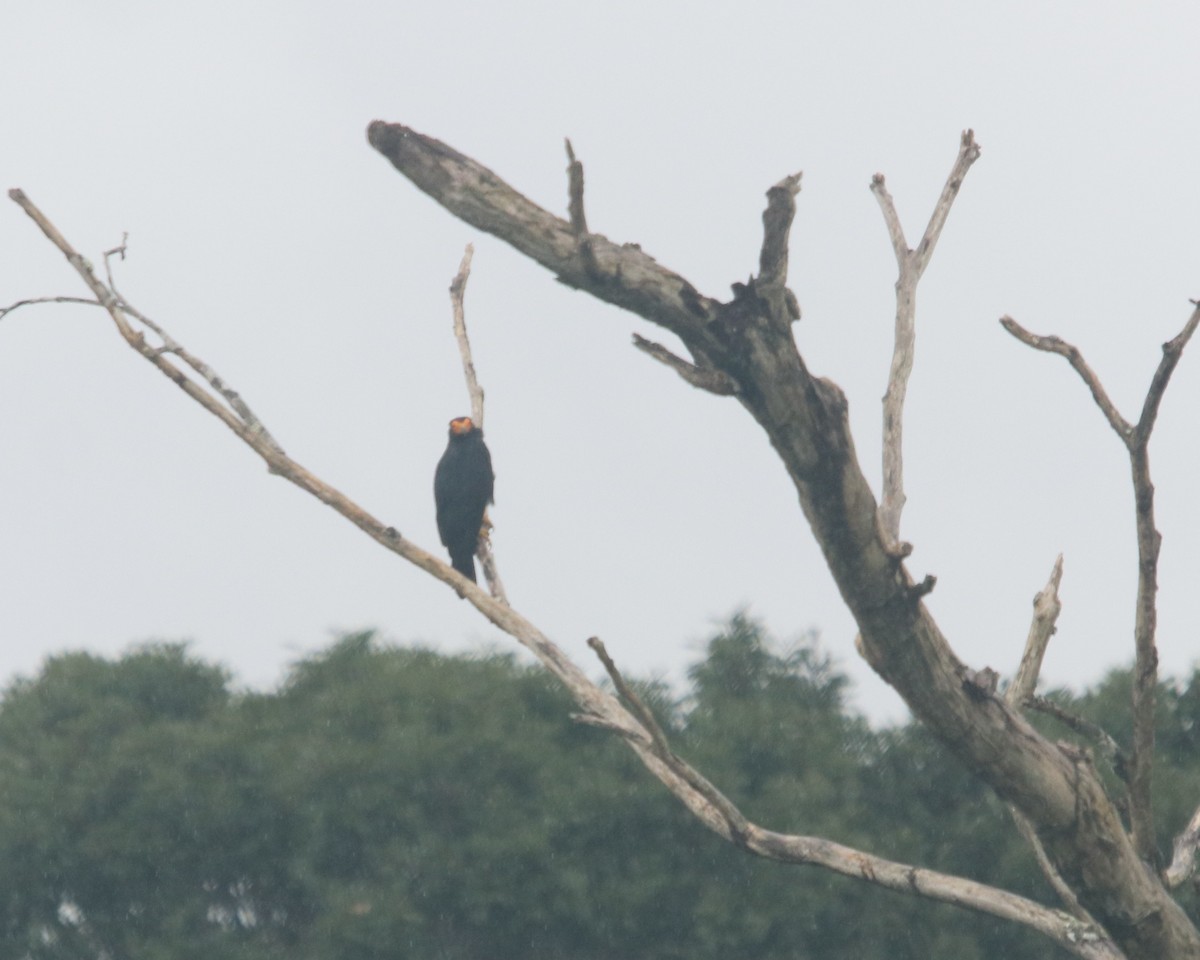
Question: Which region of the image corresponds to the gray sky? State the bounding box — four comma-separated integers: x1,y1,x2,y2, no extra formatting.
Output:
3,1,1199,723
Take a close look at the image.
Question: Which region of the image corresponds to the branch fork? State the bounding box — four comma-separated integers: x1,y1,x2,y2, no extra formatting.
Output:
1002,302,1200,865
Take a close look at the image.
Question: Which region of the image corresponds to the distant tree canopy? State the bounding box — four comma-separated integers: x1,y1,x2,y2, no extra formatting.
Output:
0,617,1196,959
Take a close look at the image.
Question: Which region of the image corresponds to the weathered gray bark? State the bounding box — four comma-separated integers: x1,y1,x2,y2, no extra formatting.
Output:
367,121,1200,960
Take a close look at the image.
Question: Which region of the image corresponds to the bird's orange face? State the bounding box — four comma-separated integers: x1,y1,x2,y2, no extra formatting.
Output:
449,416,475,435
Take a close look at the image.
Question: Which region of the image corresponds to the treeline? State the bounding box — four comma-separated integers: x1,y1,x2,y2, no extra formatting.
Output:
0,614,1197,959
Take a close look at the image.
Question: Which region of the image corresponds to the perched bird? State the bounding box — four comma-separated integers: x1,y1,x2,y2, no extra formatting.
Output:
433,416,494,583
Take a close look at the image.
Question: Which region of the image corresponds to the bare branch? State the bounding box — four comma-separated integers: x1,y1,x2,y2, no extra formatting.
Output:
1002,305,1200,865
1009,555,1065,706
1134,301,1200,445
123,294,284,454
754,173,804,327
564,138,601,279
588,637,750,840
8,190,285,458
367,122,718,341
446,243,506,604
1002,555,1101,924
998,317,1133,439
448,244,485,427
869,174,908,266
911,129,981,280
564,138,589,237
1026,696,1128,777
1121,303,1200,866
874,131,981,545
759,172,802,289
631,333,738,395
0,295,100,321
1165,802,1200,889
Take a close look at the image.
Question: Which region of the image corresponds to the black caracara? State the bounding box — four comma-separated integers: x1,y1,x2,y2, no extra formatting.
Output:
433,416,494,582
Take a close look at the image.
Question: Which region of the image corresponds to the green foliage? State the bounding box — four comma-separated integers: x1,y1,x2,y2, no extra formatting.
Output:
0,618,1192,958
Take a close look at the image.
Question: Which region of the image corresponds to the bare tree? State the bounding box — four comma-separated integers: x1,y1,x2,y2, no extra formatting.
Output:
7,122,1200,959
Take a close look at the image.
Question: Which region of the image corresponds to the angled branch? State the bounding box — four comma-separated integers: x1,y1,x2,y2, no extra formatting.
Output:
584,639,1120,960
0,295,99,321
1002,305,1200,866
588,637,750,840
999,317,1132,439
1134,301,1200,446
1009,554,1064,706
1004,555,1098,923
911,129,981,280
448,244,485,427
631,333,738,395
112,282,284,453
753,172,804,326
873,131,981,544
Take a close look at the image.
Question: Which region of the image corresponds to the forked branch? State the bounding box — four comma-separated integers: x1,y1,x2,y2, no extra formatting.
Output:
873,130,981,545
1001,304,1200,865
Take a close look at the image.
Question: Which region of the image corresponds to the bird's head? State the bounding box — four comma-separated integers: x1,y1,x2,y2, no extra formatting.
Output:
448,416,477,436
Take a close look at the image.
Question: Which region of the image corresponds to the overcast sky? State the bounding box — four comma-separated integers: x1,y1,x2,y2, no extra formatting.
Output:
3,1,1199,723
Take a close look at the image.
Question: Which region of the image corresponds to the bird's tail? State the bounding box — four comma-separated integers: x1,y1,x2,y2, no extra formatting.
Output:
451,551,477,583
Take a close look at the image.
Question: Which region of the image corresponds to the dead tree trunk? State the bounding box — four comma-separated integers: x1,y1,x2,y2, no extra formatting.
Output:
367,121,1200,960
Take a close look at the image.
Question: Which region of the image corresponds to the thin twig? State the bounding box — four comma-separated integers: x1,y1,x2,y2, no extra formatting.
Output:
47,232,286,453
448,244,484,427
874,131,981,545
588,635,753,844
446,243,506,604
911,130,981,280
998,317,1132,439
1001,303,1200,865
0,295,100,321
1134,301,1200,446
631,333,738,395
